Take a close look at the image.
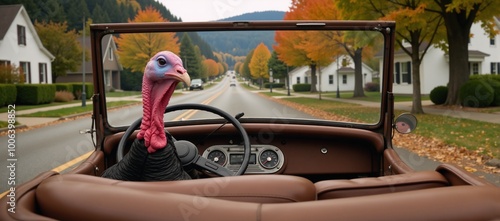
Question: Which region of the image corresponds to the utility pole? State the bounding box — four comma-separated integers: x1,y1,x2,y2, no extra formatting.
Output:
81,16,86,107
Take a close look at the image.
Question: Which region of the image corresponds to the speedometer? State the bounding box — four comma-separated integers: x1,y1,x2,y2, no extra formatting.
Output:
259,149,279,169
207,150,227,166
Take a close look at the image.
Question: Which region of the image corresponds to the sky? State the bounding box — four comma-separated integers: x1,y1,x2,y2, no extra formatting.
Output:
158,0,292,22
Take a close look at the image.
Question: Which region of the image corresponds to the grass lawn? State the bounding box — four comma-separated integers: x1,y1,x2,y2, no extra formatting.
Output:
0,101,80,113
19,101,140,118
282,97,500,158
106,91,142,97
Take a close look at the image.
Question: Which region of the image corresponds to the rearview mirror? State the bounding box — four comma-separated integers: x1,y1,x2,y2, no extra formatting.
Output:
394,113,417,134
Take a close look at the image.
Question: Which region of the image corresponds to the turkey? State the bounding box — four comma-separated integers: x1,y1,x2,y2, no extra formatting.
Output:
102,51,192,181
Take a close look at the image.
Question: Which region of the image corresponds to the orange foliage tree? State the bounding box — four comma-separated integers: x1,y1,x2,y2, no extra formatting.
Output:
203,59,219,79
274,0,343,93
115,6,180,72
249,43,271,89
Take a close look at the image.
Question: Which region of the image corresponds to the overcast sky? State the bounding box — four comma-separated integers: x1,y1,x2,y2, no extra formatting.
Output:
158,0,291,21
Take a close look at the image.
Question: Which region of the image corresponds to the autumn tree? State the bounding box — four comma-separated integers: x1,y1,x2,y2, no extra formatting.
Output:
337,0,445,113
425,0,500,106
203,59,219,79
268,51,289,94
115,6,180,72
180,33,203,79
249,43,272,89
35,21,84,82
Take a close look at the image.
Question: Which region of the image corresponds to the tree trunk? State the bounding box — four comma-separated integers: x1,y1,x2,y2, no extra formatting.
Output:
310,63,318,93
409,33,424,114
352,48,365,97
442,8,473,106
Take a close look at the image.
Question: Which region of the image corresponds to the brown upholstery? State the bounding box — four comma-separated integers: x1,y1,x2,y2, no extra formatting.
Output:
436,163,495,186
315,171,449,199
67,150,105,176
39,173,316,203
34,176,500,221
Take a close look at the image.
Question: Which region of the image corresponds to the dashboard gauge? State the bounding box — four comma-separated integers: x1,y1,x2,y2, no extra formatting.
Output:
259,149,279,169
207,150,227,166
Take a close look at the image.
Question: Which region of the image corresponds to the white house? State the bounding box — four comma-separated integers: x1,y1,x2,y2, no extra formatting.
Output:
380,16,500,95
0,4,55,84
289,55,375,92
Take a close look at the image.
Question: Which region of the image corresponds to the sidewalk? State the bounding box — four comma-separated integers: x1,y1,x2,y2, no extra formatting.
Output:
0,95,143,129
269,88,500,124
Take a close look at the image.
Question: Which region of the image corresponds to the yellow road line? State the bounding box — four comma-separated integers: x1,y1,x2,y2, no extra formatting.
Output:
0,150,93,198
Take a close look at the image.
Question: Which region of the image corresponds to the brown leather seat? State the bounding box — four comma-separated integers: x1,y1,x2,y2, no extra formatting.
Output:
40,173,316,203
315,171,449,199
34,176,500,221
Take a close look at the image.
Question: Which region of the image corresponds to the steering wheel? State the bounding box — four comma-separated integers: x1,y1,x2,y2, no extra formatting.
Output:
116,103,251,176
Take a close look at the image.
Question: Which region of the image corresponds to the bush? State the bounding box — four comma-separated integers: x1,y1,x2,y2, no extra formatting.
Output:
264,83,285,89
292,84,311,92
459,79,494,108
364,82,379,92
489,80,500,107
16,84,56,105
71,83,93,100
429,86,448,105
0,84,17,107
54,83,73,92
54,91,75,102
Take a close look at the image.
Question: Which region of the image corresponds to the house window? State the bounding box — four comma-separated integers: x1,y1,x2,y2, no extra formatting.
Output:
304,76,309,84
109,47,113,60
394,62,412,84
17,25,26,46
492,62,500,74
491,38,496,46
104,70,111,86
469,62,480,75
20,62,30,83
342,75,347,84
328,75,334,84
39,63,47,83
296,77,300,84
0,60,10,66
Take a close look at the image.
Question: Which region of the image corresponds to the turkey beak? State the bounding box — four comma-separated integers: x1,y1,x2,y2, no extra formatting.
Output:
178,71,190,86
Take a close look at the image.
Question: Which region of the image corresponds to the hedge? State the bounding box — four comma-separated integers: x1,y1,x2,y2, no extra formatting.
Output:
429,86,448,105
489,80,500,107
71,83,94,100
293,83,311,92
0,84,17,107
459,79,494,108
53,83,74,92
364,82,379,92
16,84,56,105
264,83,285,89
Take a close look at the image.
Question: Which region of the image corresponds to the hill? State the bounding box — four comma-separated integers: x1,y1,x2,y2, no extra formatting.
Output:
198,11,285,57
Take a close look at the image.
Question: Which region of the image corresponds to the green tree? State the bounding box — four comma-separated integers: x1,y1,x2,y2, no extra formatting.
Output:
425,0,500,106
35,21,84,82
62,0,90,31
180,33,203,79
249,43,271,89
91,4,111,23
242,49,254,82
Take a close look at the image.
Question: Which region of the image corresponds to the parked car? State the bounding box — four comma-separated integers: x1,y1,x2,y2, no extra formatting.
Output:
230,80,236,87
1,20,499,221
189,78,204,90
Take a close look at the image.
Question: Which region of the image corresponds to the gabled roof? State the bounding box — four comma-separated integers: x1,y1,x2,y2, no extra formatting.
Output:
0,4,55,60
0,4,21,40
73,35,122,73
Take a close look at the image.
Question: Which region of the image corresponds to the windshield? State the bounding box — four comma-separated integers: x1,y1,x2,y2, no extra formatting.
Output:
95,22,389,129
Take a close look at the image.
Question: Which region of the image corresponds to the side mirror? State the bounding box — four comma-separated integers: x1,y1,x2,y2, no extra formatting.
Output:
394,113,417,134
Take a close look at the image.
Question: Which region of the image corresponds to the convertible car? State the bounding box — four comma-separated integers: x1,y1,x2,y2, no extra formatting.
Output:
2,20,499,221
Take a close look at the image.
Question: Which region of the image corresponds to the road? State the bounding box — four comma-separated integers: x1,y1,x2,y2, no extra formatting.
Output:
0,77,315,193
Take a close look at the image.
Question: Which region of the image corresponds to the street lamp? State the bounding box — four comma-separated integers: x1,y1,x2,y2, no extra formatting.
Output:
269,68,273,93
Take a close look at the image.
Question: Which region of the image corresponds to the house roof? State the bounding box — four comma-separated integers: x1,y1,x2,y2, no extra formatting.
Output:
0,4,55,60
0,4,21,40
72,35,122,74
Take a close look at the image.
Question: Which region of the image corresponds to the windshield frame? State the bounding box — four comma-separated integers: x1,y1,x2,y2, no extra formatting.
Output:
89,20,396,137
